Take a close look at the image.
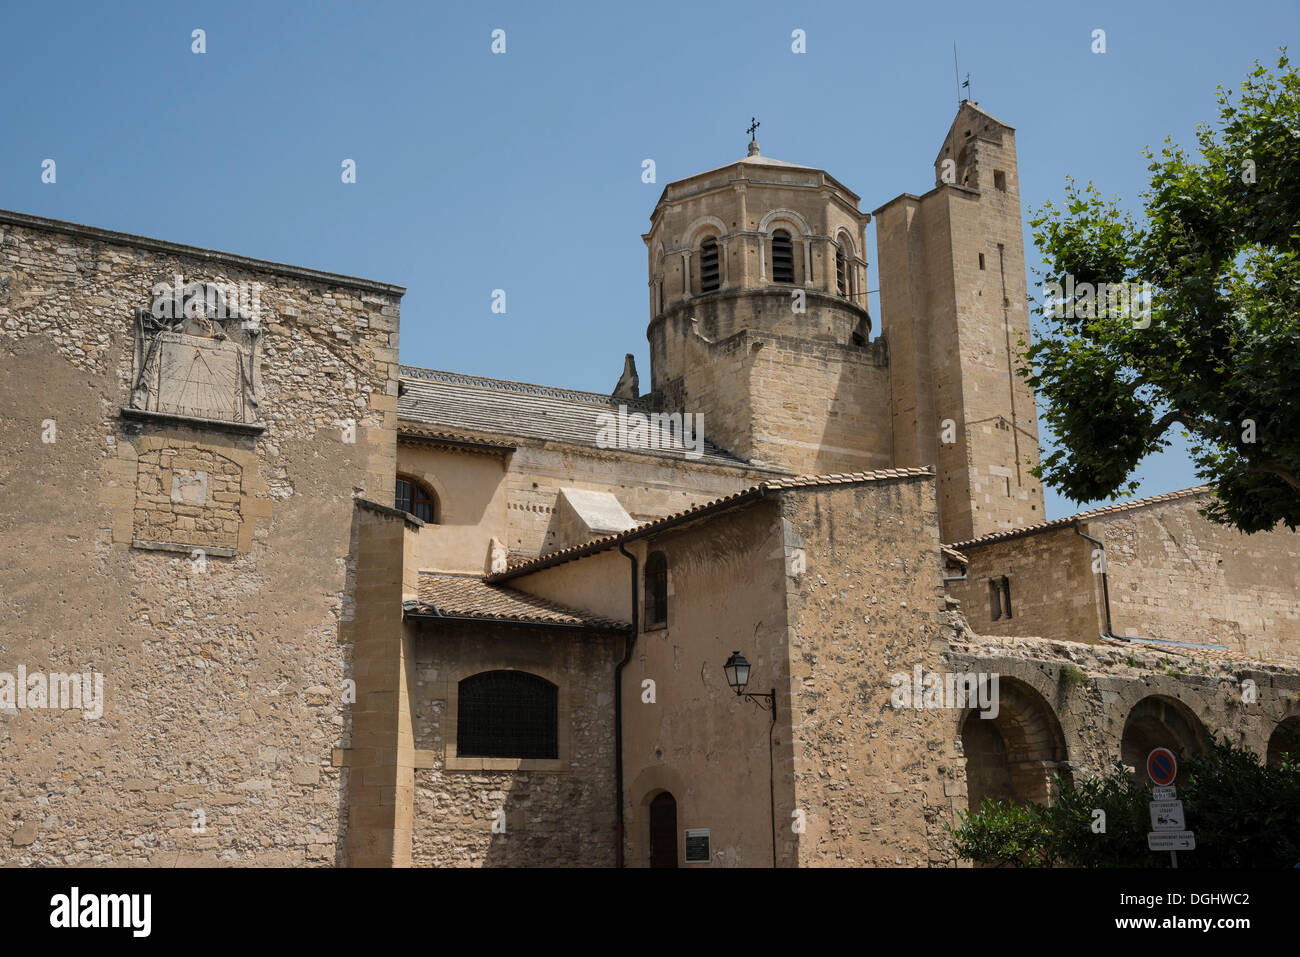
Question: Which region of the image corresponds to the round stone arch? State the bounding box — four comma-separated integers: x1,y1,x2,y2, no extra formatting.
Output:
757,208,812,284
1120,694,1211,786
626,765,690,868
681,214,728,250
958,674,1070,811
677,215,729,297
1266,713,1300,767
651,242,666,314
833,227,860,296
757,207,811,236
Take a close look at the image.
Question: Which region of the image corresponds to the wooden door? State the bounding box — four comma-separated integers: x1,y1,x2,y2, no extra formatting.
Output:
648,792,677,868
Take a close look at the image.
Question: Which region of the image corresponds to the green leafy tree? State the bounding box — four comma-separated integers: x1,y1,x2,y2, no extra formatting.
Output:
1182,738,1300,867
948,796,1056,867
1024,52,1300,533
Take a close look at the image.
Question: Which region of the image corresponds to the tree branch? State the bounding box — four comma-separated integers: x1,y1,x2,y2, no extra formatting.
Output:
1249,463,1300,493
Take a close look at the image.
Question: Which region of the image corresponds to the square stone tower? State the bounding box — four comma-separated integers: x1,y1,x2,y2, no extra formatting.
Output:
873,102,1044,542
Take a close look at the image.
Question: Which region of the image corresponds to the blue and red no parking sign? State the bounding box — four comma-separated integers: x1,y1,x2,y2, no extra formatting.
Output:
1147,747,1178,786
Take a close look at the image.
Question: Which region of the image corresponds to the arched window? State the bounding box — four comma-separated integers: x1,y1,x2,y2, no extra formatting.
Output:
699,238,720,293
645,551,668,628
395,475,438,523
771,230,795,283
457,671,558,759
836,246,848,296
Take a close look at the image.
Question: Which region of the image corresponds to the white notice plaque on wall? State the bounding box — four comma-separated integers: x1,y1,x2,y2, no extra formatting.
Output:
684,828,711,863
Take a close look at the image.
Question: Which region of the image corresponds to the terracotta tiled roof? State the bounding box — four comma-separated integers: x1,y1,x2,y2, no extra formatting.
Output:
946,486,1214,551
406,574,631,631
941,545,969,566
492,467,936,581
398,426,515,453
396,366,755,468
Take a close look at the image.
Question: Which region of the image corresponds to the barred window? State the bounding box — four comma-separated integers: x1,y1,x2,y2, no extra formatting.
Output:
771,230,795,283
395,475,437,523
836,246,848,296
645,551,668,627
457,671,558,759
700,238,720,293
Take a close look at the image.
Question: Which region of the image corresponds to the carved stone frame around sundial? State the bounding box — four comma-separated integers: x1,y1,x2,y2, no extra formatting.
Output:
125,283,265,431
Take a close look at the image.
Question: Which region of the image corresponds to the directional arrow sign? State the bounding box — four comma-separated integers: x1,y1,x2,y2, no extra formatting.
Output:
1149,800,1185,831
1148,831,1195,851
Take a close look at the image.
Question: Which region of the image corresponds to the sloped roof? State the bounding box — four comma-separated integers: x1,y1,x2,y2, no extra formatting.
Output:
398,425,515,454
406,574,631,631
397,366,751,467
685,151,816,179
946,486,1214,551
494,467,936,581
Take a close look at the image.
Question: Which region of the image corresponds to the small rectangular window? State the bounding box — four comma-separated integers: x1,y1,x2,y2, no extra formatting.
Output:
1000,576,1013,619
988,579,1002,621
993,170,1007,191
979,253,985,270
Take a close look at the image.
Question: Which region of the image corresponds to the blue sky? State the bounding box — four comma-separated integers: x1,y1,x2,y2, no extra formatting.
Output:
3,0,1295,519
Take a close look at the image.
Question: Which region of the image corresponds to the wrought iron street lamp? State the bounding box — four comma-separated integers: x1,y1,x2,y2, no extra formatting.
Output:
723,651,775,720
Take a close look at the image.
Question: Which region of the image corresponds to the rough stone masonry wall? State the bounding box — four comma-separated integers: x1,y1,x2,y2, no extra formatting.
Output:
783,477,962,866
944,627,1300,799
946,526,1100,646
0,215,401,865
409,621,620,866
1093,498,1300,666
947,498,1300,666
133,445,243,552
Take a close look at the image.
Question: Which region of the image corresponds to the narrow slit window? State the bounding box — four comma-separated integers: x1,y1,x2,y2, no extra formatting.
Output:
700,238,720,293
771,230,795,283
645,551,668,627
836,246,847,296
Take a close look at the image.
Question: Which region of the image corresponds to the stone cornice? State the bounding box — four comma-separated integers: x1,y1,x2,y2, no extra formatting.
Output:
0,209,406,297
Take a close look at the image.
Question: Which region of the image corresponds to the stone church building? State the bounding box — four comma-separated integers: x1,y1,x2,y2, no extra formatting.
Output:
2,103,1297,867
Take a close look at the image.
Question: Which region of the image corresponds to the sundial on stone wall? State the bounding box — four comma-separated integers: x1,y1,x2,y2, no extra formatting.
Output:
129,282,262,425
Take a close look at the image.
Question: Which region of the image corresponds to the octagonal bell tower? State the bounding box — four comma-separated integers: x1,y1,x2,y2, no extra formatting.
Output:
642,137,891,473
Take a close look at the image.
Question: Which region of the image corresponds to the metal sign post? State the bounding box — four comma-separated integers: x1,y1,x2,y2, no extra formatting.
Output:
1146,749,1191,868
